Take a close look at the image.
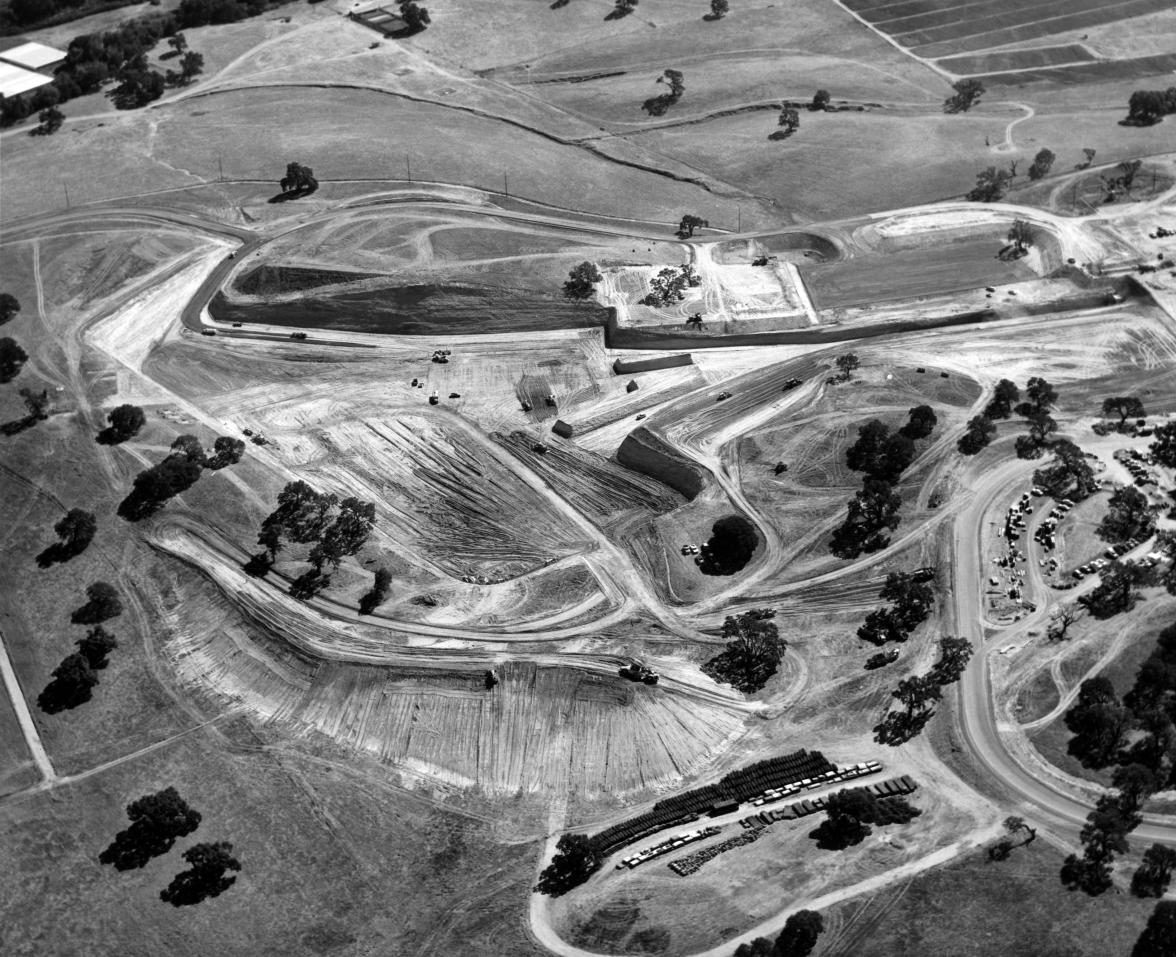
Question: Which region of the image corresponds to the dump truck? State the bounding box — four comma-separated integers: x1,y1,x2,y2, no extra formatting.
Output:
619,659,660,685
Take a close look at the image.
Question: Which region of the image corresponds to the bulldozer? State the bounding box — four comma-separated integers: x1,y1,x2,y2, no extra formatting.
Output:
619,659,660,685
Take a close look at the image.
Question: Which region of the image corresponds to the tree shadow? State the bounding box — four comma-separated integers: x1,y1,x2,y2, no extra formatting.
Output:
268,187,318,204
768,129,797,141
95,427,128,445
37,676,95,713
36,542,85,568
99,823,176,871
1,414,41,436
809,819,871,851
243,552,274,578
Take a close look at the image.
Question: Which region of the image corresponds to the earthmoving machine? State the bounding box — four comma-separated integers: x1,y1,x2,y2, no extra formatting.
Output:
619,659,660,685
431,349,451,364
429,391,439,405
865,650,899,670
716,391,732,401
911,567,937,583
290,332,308,340
781,377,803,391
520,399,533,412
545,393,557,407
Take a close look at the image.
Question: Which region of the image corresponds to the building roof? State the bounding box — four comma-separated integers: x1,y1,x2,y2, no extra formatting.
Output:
0,61,53,99
0,41,65,71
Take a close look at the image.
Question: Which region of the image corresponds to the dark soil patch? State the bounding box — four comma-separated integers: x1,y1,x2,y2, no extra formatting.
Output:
233,264,379,295
209,285,610,335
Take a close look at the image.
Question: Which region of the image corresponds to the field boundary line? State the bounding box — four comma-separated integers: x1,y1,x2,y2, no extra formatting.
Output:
824,0,954,81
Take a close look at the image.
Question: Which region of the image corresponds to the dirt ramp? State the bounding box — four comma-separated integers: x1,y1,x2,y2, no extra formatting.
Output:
616,427,708,500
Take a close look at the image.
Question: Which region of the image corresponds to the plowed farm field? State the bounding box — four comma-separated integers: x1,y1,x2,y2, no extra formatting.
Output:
839,0,1175,59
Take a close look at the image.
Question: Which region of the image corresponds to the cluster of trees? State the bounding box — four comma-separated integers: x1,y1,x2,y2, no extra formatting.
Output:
704,0,729,21
1097,485,1155,543
1099,395,1146,432
563,261,603,299
958,413,996,455
279,161,318,196
1061,767,1153,895
812,787,920,850
247,480,377,600
395,0,430,33
943,78,984,113
1028,148,1056,181
0,337,28,382
1080,559,1156,619
831,406,937,559
857,570,935,646
36,508,97,566
0,0,271,127
535,833,600,896
1125,88,1176,126
697,515,759,575
37,581,122,713
1135,901,1176,956
118,432,244,520
1152,421,1176,468
874,636,973,745
97,403,146,444
734,910,824,957
639,263,700,306
643,68,684,116
0,293,19,325
701,609,787,693
678,214,707,238
967,165,1014,202
3,387,51,436
608,0,638,19
98,786,241,906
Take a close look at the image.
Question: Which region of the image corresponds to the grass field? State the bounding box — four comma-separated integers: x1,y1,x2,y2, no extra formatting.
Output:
817,841,1155,957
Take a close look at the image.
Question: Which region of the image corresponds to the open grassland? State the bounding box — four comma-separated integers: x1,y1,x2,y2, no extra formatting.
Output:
817,841,1155,957
0,724,549,957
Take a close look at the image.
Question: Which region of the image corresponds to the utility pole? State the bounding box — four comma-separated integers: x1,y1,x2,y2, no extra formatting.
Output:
62,183,70,208
737,207,742,233
218,155,224,182
504,172,509,197
406,155,411,182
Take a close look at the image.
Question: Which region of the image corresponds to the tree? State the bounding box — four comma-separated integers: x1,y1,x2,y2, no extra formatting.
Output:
99,786,202,870
815,788,875,848
610,0,638,17
170,434,206,464
179,50,204,83
1047,604,1084,641
1081,560,1145,619
678,214,706,238
893,674,942,714
944,78,984,113
1034,439,1096,499
563,261,603,299
958,414,996,455
830,479,902,558
118,452,204,520
835,353,859,381
1151,421,1176,467
99,404,146,444
1004,815,1037,847
967,166,1012,202
645,69,685,116
1028,148,1056,180
258,481,338,557
535,833,600,895
1132,845,1176,897
54,509,97,556
1015,411,1057,459
702,609,787,693
72,581,123,624
309,497,376,570
359,566,392,615
289,567,331,600
18,387,50,421
1064,676,1130,767
984,379,1020,419
707,0,729,18
810,89,831,111
77,625,118,670
1134,901,1176,957
1127,90,1169,126
775,910,824,957
900,404,937,440
161,841,241,906
1103,396,1145,425
928,636,974,686
110,60,165,109
879,572,934,629
1017,376,1058,416
1113,763,1159,811
1007,219,1032,254
205,435,245,470
777,106,800,134
280,162,318,195
400,1,431,32
846,419,890,473
31,106,64,135
168,32,188,54
1098,485,1155,543
0,293,20,325
37,653,99,713
0,337,28,382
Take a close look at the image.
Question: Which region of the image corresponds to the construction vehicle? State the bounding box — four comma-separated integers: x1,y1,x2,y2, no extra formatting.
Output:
865,650,899,670
781,377,803,391
716,391,732,402
428,391,439,405
290,332,308,340
619,659,660,685
533,442,548,454
911,567,936,583
545,393,557,407
520,399,532,412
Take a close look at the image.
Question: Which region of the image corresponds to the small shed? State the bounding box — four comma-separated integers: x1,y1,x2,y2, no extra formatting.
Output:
625,380,639,393
552,420,574,439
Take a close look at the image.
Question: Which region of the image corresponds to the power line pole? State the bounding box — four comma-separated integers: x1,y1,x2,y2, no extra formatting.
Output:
504,172,509,197
62,183,70,208
737,207,742,233
406,155,411,182
218,156,224,182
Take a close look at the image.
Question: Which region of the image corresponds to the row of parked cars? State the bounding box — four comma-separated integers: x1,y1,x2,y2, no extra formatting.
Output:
749,761,883,807
616,826,721,870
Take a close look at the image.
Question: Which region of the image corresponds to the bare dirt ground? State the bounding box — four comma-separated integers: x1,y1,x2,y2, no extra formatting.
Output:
5,1,1176,955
